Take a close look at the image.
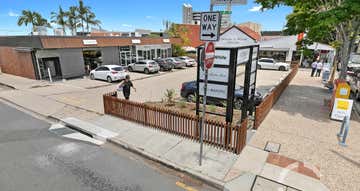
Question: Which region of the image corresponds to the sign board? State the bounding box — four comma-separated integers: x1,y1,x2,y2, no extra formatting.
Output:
163,39,170,43
237,49,250,64
335,82,351,99
205,42,215,69
200,12,221,41
132,39,141,44
211,0,247,5
199,83,228,99
200,67,229,82
83,39,97,45
331,98,353,120
214,50,230,65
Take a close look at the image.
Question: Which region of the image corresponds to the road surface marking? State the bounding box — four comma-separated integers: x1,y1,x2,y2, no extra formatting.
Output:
175,181,198,191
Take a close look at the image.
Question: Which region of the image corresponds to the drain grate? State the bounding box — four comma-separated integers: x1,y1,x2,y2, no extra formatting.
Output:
264,141,281,153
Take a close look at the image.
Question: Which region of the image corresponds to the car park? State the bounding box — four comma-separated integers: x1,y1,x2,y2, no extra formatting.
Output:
128,60,160,74
180,81,262,109
257,58,290,71
154,58,173,71
89,65,128,83
179,56,197,67
165,57,186,69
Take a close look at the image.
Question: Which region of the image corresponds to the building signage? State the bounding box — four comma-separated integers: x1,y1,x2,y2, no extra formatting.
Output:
237,48,250,64
214,50,230,65
200,67,229,82
163,39,170,43
83,39,97,45
331,98,353,120
211,0,247,5
132,39,141,44
200,12,221,41
199,83,228,99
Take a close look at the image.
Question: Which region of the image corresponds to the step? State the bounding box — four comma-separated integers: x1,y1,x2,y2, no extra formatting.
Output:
62,117,118,142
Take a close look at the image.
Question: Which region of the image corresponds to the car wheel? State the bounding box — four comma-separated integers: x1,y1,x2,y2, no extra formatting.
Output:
234,98,243,110
186,94,196,102
257,64,261,69
90,74,95,80
279,66,286,71
128,67,133,72
107,76,112,83
144,68,150,74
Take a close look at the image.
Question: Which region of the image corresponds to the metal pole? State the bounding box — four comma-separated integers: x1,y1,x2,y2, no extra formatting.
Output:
47,67,53,83
199,69,208,166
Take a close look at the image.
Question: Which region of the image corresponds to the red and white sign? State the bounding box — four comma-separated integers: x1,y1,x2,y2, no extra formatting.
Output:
205,42,215,69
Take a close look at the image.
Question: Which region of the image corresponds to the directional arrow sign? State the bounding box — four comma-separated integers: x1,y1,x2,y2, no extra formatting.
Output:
200,12,221,41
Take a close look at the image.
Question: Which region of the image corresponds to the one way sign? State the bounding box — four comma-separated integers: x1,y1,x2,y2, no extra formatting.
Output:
200,12,221,41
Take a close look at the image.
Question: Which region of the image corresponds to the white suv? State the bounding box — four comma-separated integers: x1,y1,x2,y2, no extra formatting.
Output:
128,60,160,74
258,58,290,71
179,56,197,67
90,65,127,83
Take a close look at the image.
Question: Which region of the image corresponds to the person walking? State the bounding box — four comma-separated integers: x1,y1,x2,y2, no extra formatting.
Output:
311,60,318,77
118,75,136,100
316,60,323,77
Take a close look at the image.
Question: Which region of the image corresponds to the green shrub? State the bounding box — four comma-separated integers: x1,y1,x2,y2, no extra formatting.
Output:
178,101,187,108
208,104,216,113
164,89,176,106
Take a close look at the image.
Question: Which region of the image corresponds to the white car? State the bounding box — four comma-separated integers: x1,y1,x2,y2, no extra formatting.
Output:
257,58,290,71
89,65,127,83
128,60,160,74
179,56,197,67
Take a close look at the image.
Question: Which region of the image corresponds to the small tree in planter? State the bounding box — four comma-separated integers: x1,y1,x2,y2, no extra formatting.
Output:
164,89,176,106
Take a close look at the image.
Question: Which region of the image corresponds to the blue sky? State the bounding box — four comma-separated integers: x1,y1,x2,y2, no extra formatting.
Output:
0,0,292,35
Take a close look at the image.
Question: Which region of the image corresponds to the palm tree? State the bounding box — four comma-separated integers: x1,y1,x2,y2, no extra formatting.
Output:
17,10,50,33
85,12,101,32
51,6,67,35
66,6,80,35
77,0,91,33
17,10,38,32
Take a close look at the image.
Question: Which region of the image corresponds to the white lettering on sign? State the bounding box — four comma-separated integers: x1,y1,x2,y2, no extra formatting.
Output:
211,0,247,5
214,50,230,65
200,67,229,82
200,12,221,41
199,83,228,99
83,39,97,45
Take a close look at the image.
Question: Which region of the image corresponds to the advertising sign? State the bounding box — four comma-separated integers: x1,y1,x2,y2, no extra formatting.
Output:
331,98,353,120
237,48,250,64
83,39,97,45
200,67,229,82
200,12,221,41
214,50,230,65
199,83,228,99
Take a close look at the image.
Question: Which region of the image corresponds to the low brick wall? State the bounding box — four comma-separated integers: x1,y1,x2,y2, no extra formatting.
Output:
254,65,299,129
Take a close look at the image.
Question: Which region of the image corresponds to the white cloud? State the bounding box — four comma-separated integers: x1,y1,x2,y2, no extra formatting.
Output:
8,10,19,17
121,24,133,28
249,5,265,12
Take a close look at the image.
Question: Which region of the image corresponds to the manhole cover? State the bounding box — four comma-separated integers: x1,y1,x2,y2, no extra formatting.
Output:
264,141,281,153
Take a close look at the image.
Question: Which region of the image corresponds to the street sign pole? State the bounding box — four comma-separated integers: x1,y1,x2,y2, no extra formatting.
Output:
199,68,208,166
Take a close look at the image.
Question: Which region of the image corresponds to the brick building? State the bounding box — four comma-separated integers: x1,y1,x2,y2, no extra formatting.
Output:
0,36,181,80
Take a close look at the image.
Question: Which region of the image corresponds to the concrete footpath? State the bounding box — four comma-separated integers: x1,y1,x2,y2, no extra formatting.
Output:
0,71,333,190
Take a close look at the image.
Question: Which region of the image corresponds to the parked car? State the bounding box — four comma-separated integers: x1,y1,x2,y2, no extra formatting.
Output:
180,81,262,109
154,58,173,71
165,57,186,69
128,60,160,74
349,69,360,100
179,56,197,67
89,65,128,83
257,58,290,71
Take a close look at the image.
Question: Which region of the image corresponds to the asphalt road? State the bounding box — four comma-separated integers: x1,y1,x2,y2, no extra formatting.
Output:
0,101,217,191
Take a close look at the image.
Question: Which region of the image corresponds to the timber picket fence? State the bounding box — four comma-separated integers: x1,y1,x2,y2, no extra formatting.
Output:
103,92,248,154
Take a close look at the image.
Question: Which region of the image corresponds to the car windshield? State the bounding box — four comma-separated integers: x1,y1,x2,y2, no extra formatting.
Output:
111,67,123,71
175,58,182,61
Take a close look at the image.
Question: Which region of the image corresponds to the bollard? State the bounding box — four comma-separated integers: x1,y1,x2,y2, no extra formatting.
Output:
338,115,350,147
47,68,53,83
